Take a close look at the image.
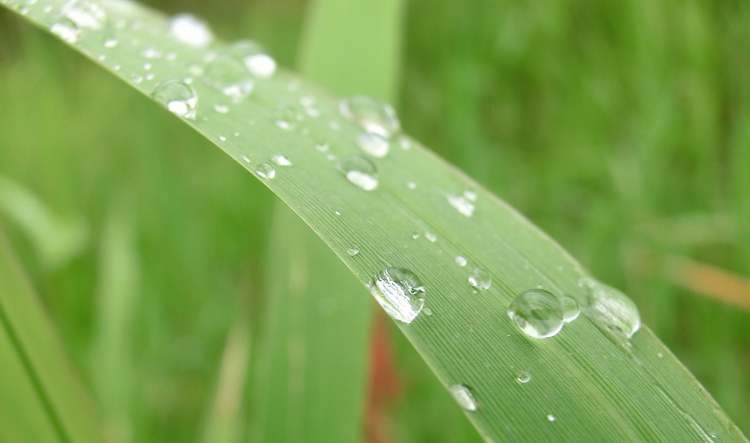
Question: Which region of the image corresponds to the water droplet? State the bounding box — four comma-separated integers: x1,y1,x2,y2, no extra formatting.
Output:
407,181,417,190
170,13,213,47
516,371,531,384
103,38,118,48
272,106,300,131
272,154,292,166
455,256,468,267
204,54,254,101
449,384,478,412
255,162,276,180
357,132,390,158
369,267,425,324
547,414,556,422
468,267,491,291
51,19,80,43
62,0,106,30
229,40,276,78
214,104,229,114
448,194,476,217
151,80,198,119
580,278,641,339
464,190,477,202
560,295,580,323
423,307,433,316
142,47,162,59
340,96,400,138
340,156,378,191
398,136,413,150
507,289,564,339
346,247,360,257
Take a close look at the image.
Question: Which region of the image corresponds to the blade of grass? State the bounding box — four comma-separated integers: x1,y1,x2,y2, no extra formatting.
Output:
90,201,139,443
0,227,101,443
247,0,401,441
1,1,747,440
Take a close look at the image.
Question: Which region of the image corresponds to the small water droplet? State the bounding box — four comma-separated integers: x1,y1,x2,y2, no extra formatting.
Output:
228,40,276,78
398,136,413,150
357,132,390,158
547,414,556,422
411,232,421,240
214,104,229,114
516,371,531,384
63,0,106,30
339,156,378,191
423,307,433,316
204,54,254,101
560,295,580,323
507,289,564,339
464,190,477,202
340,96,400,138
103,38,118,48
151,80,198,119
449,384,478,412
468,267,491,291
448,194,476,217
580,278,641,339
424,231,438,243
455,256,468,267
142,47,162,59
272,106,300,131
170,13,213,47
369,267,425,324
51,19,80,43
255,162,276,180
272,154,292,166
346,247,360,257
407,181,417,190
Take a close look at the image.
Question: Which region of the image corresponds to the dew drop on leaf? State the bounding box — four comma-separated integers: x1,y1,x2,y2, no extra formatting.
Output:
63,0,106,30
151,80,198,119
272,154,292,167
560,294,580,323
51,18,80,43
448,194,476,217
579,277,641,339
455,256,468,267
507,289,564,339
357,132,390,158
339,96,400,138
369,267,425,324
450,384,478,412
255,162,276,180
169,13,213,47
516,371,531,384
339,155,378,191
468,267,491,291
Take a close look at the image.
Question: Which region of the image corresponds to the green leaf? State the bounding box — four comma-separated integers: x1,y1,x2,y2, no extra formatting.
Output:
0,228,101,443
1,0,746,441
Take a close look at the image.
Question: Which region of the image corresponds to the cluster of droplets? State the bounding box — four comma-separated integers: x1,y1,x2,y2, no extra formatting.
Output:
337,96,403,191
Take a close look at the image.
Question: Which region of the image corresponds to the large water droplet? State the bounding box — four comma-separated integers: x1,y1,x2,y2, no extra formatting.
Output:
468,267,491,291
340,155,378,191
151,80,198,119
448,194,476,217
560,295,580,323
340,96,400,138
272,154,292,166
230,40,277,78
449,384,478,412
51,19,80,43
369,267,425,324
62,0,106,30
169,13,213,47
507,289,564,339
580,278,641,339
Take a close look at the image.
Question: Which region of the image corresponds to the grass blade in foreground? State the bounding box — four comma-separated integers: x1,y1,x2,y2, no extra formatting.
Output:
1,0,746,440
0,229,101,443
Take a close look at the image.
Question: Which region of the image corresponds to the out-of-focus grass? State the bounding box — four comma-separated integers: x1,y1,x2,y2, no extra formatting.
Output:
0,0,748,441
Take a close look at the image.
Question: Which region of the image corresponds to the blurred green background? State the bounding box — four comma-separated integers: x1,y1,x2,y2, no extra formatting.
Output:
1,0,748,442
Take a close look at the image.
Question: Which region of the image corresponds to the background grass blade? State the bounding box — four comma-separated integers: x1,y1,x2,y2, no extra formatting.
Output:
1,0,747,441
247,0,401,441
0,228,101,443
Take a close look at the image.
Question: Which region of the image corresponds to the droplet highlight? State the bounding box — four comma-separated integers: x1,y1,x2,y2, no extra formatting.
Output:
507,289,564,339
369,267,425,324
